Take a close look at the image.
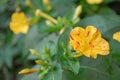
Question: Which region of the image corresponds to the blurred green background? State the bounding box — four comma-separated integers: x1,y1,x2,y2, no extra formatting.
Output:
0,0,120,80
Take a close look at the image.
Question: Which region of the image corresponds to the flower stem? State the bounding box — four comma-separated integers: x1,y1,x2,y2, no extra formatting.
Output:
36,9,57,24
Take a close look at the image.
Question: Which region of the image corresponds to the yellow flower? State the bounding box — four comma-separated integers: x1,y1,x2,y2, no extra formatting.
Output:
9,12,29,34
70,26,109,59
113,31,120,42
86,0,102,4
18,68,38,75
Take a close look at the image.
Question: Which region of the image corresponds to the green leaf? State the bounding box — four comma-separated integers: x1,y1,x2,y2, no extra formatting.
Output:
0,58,3,69
23,26,41,57
103,0,119,3
73,57,112,80
111,64,120,80
21,73,39,80
79,15,120,33
98,7,116,15
0,45,18,68
43,64,62,80
57,27,72,54
66,59,80,74
110,39,120,66
52,0,76,17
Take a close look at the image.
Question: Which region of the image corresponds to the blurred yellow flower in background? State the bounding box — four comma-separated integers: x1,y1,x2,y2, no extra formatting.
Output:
43,0,49,5
9,12,29,34
113,31,120,42
26,0,34,8
86,0,102,4
42,0,52,11
70,26,109,59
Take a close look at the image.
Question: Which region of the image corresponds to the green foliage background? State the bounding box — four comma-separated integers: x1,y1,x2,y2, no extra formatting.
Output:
0,0,120,80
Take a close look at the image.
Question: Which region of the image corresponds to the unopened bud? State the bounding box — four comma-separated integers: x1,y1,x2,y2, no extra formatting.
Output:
35,60,45,66
18,68,38,75
73,5,82,20
29,49,40,56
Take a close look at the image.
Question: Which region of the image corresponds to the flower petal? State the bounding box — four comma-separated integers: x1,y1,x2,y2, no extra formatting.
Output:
113,31,120,42
74,51,83,57
70,27,85,51
92,38,109,56
85,26,101,42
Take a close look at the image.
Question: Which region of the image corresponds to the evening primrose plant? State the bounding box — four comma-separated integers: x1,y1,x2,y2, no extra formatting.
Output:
10,5,110,80
7,0,120,80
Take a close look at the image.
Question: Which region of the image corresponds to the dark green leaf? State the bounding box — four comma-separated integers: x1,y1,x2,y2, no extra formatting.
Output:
0,46,18,68
57,27,72,54
43,64,62,80
21,73,39,80
66,59,80,74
